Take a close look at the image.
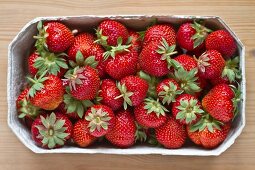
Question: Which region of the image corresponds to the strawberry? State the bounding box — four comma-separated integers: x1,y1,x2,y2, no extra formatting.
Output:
129,30,142,52
172,94,204,125
104,51,138,80
205,30,237,59
134,98,168,128
28,52,39,76
197,50,225,79
202,84,238,122
105,110,136,148
156,78,183,105
34,21,74,53
96,20,129,47
31,112,72,149
117,76,149,109
177,21,211,51
139,38,177,77
143,24,176,47
56,102,80,120
155,116,187,149
187,114,231,148
28,74,64,110
100,79,123,111
173,54,198,71
85,105,116,137
65,66,100,100
73,120,96,147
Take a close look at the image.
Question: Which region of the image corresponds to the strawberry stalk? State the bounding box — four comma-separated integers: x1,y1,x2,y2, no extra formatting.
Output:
191,20,212,48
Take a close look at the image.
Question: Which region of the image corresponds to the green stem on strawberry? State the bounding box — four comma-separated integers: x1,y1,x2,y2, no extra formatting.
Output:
138,71,159,99
116,82,133,110
222,56,241,83
191,20,212,48
69,51,98,69
27,71,48,97
135,122,147,143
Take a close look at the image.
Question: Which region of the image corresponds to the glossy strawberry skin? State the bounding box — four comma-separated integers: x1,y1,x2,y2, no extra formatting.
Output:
202,84,234,122
105,51,138,80
100,79,123,111
120,76,149,106
134,102,167,128
177,22,204,51
73,120,96,147
187,123,231,149
155,116,187,149
139,41,169,77
172,94,202,125
70,66,100,100
105,110,136,148
143,24,176,47
98,20,129,46
198,50,225,80
44,22,74,53
206,30,237,59
210,76,230,86
173,54,197,71
85,105,116,137
31,112,72,149
29,75,64,110
129,30,142,52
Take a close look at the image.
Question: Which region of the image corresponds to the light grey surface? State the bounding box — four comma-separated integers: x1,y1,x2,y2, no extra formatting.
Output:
7,15,246,155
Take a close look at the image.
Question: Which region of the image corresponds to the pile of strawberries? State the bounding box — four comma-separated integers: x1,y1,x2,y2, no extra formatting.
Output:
16,19,241,150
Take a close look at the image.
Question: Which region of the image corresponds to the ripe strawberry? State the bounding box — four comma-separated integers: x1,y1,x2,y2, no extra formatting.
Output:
73,120,96,147
100,79,123,111
173,54,198,71
187,114,231,148
143,24,176,47
105,51,138,80
202,84,238,122
155,116,187,149
210,76,229,86
177,21,211,51
31,112,72,149
35,21,74,53
156,78,183,105
139,38,177,77
117,76,149,109
56,102,80,120
206,30,237,59
172,94,204,125
65,66,100,100
129,30,142,52
28,52,39,76
28,74,64,110
197,50,225,79
134,98,168,128
96,20,129,47
105,110,136,148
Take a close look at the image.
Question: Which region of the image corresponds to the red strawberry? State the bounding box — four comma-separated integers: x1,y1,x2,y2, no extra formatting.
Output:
172,94,204,125
143,24,176,47
134,98,168,128
156,78,183,105
206,30,237,59
28,52,39,76
28,74,64,110
35,21,74,53
129,30,142,52
187,115,231,148
65,66,100,100
210,76,230,86
202,84,236,122
155,116,187,149
56,102,80,120
85,105,116,137
117,76,149,109
139,38,177,77
100,79,123,111
105,110,136,148
73,120,96,147
31,112,72,149
173,54,197,71
177,21,211,51
96,20,129,47
105,51,138,80
197,50,225,79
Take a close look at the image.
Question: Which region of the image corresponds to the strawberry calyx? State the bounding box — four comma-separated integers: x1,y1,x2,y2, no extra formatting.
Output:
196,52,211,73
191,21,212,48
63,92,94,118
171,67,201,94
135,122,147,143
230,84,241,119
18,98,40,119
158,82,183,105
189,114,223,133
27,71,48,98
69,51,98,69
138,71,159,99
64,67,86,91
33,21,49,53
222,56,241,83
144,98,169,117
115,82,134,110
156,38,178,69
95,28,108,47
176,98,204,124
35,112,69,149
85,107,112,133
